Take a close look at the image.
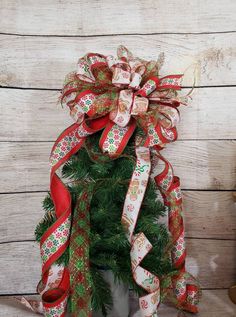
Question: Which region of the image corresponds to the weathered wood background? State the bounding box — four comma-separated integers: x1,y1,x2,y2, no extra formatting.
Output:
0,1,236,316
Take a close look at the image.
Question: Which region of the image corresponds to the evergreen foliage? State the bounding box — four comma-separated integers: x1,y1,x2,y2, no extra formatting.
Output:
35,130,174,315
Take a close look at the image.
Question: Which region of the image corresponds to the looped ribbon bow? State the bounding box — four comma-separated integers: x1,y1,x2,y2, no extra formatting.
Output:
20,46,200,317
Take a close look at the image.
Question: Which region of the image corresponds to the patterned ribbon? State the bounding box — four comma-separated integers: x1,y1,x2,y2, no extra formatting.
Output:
122,145,160,316
22,46,200,316
69,189,93,316
40,124,85,317
152,153,200,313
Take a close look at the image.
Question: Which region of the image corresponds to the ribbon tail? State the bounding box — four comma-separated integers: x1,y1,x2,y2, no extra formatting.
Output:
152,152,200,313
122,145,160,317
69,189,93,317
14,296,44,314
39,126,84,316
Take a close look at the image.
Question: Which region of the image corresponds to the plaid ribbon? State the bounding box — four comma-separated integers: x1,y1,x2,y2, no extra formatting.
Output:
69,190,93,317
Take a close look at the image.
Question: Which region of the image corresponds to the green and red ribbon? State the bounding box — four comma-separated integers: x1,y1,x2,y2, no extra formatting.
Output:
21,45,200,317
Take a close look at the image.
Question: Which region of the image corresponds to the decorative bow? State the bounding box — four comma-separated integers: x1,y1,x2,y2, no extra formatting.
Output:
22,46,200,317
60,46,184,158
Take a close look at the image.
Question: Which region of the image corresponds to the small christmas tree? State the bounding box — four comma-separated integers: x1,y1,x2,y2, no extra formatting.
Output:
35,130,174,315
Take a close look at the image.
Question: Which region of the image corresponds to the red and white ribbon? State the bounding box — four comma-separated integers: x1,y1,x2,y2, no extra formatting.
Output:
21,45,200,317
122,146,161,317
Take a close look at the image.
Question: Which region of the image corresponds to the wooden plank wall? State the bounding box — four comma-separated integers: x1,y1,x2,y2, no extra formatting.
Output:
0,1,235,316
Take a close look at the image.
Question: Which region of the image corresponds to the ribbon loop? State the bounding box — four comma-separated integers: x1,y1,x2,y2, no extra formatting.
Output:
77,54,107,83
117,45,134,61
137,76,160,97
129,62,146,89
106,55,131,86
110,89,133,127
131,95,149,115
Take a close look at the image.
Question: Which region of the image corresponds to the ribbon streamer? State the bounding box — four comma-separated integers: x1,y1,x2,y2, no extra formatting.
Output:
122,146,160,316
69,189,93,316
152,153,200,313
23,45,200,316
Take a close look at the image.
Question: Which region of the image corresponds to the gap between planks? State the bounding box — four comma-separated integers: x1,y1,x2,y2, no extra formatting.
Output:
1,236,235,246
1,189,236,194
1,31,236,37
2,85,236,91
0,140,236,143
0,288,229,296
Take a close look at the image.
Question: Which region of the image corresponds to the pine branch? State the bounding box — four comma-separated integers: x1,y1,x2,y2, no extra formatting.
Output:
90,266,113,315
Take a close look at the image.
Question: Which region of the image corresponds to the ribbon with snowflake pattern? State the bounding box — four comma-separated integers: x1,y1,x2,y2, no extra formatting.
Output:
22,45,200,317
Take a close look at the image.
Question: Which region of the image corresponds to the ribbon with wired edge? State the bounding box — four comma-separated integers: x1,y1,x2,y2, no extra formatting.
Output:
18,45,200,317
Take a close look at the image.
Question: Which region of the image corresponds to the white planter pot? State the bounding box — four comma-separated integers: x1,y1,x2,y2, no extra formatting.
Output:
92,270,129,317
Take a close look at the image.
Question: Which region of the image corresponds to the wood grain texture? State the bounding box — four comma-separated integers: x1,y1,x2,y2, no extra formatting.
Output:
0,1,236,314
0,89,72,142
0,240,235,294
130,289,236,317
0,0,236,35
0,191,235,243
0,290,235,317
0,140,235,193
0,192,44,243
183,191,236,239
1,33,236,88
1,87,236,141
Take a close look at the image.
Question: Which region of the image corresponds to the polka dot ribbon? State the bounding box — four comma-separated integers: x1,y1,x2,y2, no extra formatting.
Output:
20,46,200,317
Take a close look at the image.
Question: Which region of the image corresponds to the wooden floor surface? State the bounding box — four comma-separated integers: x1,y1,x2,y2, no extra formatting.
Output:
0,1,235,316
0,290,235,317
